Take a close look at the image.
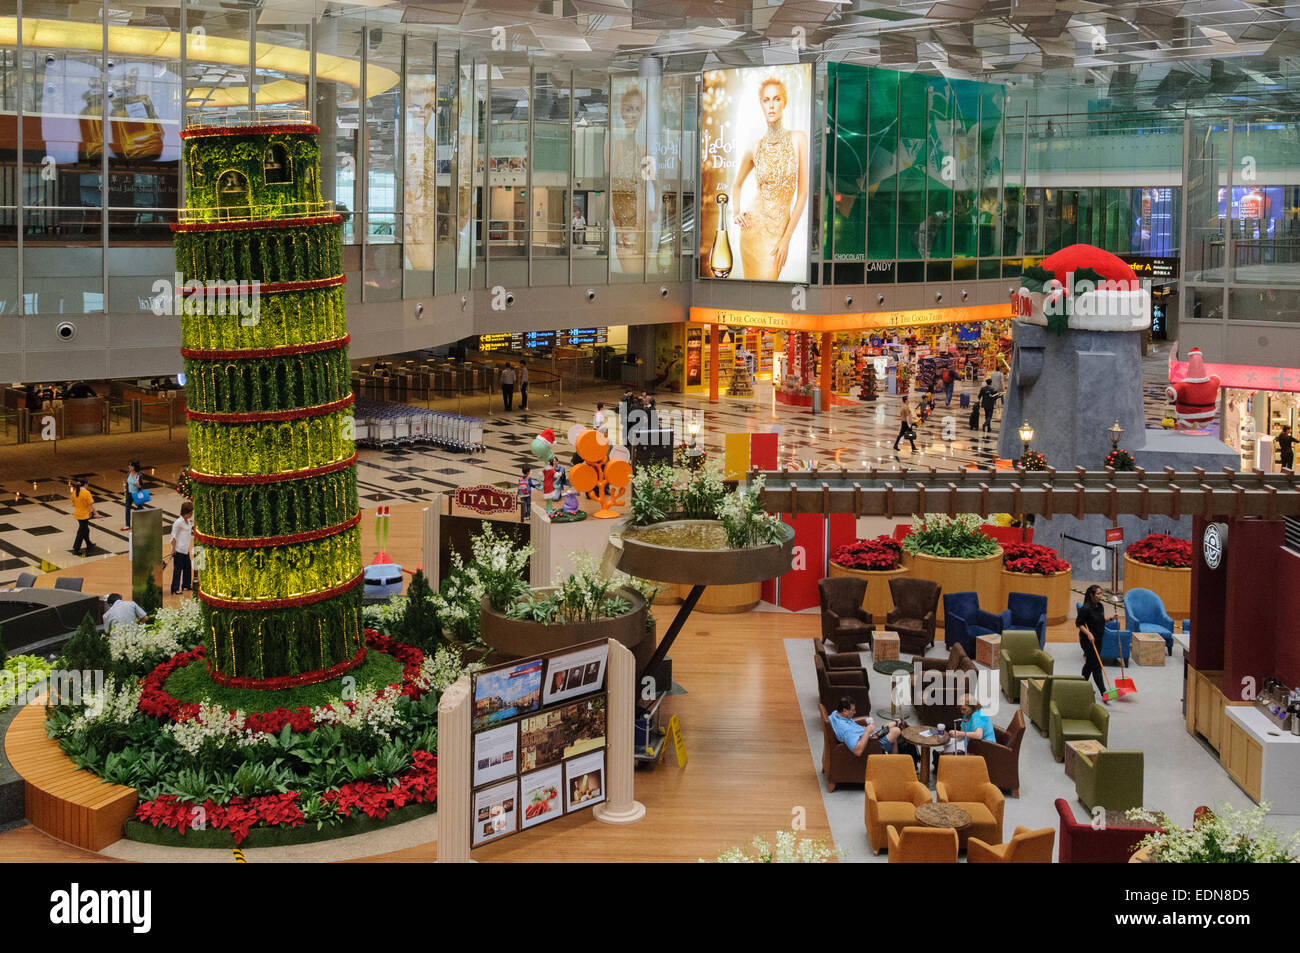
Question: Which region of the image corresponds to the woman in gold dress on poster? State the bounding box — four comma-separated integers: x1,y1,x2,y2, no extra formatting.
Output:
731,78,809,281
610,84,647,270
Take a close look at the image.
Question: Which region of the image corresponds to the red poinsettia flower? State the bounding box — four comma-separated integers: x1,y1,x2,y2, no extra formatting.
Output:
831,535,903,571
1126,533,1192,569
1002,541,1070,575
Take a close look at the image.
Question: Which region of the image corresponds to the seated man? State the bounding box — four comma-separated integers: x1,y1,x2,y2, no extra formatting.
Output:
827,696,904,755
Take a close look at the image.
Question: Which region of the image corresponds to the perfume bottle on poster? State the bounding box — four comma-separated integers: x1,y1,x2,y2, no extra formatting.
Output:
79,85,107,161
110,69,164,161
709,192,733,278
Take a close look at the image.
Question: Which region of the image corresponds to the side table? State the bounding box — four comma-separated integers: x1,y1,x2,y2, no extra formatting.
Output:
1064,739,1106,780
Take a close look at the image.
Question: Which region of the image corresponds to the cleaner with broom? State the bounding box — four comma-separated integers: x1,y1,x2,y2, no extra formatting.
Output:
1076,584,1112,703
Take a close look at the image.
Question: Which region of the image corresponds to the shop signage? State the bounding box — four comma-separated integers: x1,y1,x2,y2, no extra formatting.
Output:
689,303,1011,333
1105,527,1124,544
455,484,517,515
1121,256,1179,282
1203,522,1226,570
562,327,607,347
685,326,703,386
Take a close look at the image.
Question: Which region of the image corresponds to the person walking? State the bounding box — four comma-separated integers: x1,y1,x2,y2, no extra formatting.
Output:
941,365,955,406
1277,424,1295,471
991,367,1005,394
69,478,102,556
892,396,917,453
518,361,529,411
170,501,194,595
978,378,1002,433
592,402,608,437
500,364,516,411
122,460,145,530
1076,584,1112,702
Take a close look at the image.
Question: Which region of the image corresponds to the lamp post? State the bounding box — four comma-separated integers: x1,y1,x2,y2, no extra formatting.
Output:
1018,419,1034,456
686,420,702,470
1108,419,1124,451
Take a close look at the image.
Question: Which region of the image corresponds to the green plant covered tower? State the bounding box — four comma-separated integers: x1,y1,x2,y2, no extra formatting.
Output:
175,114,364,688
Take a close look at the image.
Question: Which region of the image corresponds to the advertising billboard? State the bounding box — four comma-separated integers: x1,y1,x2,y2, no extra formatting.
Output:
699,64,812,283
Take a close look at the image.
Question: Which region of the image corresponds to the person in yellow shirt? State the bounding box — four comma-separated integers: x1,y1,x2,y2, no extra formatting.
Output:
70,478,102,556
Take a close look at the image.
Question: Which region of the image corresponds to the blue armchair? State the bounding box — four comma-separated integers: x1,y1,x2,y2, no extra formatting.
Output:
1000,592,1048,649
1075,603,1132,663
1123,588,1175,655
944,591,1003,656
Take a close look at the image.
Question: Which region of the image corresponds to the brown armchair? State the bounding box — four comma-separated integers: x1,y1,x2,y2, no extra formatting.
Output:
887,577,941,655
967,826,1055,863
887,825,958,863
865,754,933,855
911,644,978,726
966,709,1027,798
814,652,869,714
812,639,866,673
936,754,1005,849
818,577,874,652
818,703,883,791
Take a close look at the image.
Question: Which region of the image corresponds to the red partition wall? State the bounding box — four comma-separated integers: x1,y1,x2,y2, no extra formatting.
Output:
1274,548,1300,688
1189,515,1227,673
1222,520,1286,700
825,514,856,566
749,432,778,471
776,513,825,612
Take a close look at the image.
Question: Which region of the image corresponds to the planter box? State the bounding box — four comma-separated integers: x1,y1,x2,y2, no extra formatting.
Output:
827,562,908,620
616,519,795,587
775,391,814,408
901,548,1003,628
998,568,1072,625
480,587,650,670
686,581,762,614
1123,555,1191,619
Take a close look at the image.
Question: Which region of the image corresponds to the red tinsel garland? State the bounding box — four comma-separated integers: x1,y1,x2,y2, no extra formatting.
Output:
182,333,350,362
194,512,361,550
207,642,367,690
177,274,346,301
188,453,358,486
138,630,428,729
186,392,353,424
198,569,364,611
132,750,437,845
171,215,343,234
180,124,321,140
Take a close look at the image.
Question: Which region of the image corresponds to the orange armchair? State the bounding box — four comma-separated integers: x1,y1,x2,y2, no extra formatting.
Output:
865,754,933,855
886,825,958,863
936,755,1005,849
967,826,1055,863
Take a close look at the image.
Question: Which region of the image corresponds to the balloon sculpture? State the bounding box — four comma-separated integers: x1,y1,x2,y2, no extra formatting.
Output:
566,424,632,519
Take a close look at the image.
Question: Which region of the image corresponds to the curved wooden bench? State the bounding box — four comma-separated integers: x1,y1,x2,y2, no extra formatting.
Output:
3,700,136,851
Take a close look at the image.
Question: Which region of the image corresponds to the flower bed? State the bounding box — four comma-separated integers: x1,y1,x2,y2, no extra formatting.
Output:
828,536,907,618
1124,534,1192,618
999,542,1071,625
1126,533,1193,569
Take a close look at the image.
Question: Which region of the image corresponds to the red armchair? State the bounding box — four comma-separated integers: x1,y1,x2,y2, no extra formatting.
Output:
1055,797,1156,863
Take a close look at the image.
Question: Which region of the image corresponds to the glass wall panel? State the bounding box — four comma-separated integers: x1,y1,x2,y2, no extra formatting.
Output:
315,11,361,297
184,2,252,113
363,24,401,302
487,62,527,286
402,34,435,298
976,85,1002,261
866,68,898,261
648,73,682,281
106,2,182,313
254,16,309,111
0,0,16,302
679,77,697,283
531,68,569,286
470,62,487,288
1231,120,1300,286
1185,121,1227,285
573,69,607,284
610,75,646,282
456,60,476,289
896,73,926,262
827,63,866,262
925,83,952,261
434,47,458,294
24,0,105,314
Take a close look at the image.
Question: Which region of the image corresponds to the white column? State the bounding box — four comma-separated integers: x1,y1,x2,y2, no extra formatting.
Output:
422,504,439,588
435,675,473,862
594,640,646,825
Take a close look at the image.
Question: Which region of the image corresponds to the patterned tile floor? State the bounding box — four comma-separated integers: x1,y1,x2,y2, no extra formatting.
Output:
0,348,1179,588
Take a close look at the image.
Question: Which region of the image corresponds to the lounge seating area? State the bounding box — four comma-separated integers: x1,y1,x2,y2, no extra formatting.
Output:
1123,588,1177,655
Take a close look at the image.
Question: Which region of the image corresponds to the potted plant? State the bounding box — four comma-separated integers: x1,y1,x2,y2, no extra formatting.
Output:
1016,449,1048,472
828,535,908,619
1123,532,1192,618
1105,448,1136,471
1128,802,1300,863
431,524,533,662
999,541,1071,624
618,465,794,589
899,513,1002,627
479,560,649,668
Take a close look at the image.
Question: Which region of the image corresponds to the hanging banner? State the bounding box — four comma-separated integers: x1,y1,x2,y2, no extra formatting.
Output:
699,63,812,283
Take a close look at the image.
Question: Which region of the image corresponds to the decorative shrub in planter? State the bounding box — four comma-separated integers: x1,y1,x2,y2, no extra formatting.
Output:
1016,449,1048,472
618,465,794,587
1124,533,1192,618
828,536,908,619
999,542,1071,625
899,514,1002,627
480,563,650,669
1129,802,1300,863
1105,448,1136,471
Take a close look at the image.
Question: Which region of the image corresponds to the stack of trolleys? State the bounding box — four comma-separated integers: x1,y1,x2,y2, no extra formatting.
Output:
352,397,485,452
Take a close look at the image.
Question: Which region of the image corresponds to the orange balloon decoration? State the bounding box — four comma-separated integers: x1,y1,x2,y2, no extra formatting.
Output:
569,426,630,519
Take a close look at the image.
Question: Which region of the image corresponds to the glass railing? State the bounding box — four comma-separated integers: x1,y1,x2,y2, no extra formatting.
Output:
184,108,314,130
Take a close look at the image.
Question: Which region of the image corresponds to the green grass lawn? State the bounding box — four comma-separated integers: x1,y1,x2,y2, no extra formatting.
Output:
164,651,406,713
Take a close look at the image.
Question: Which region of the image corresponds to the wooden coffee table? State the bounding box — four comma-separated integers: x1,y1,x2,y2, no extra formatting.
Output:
914,801,972,835
901,724,947,786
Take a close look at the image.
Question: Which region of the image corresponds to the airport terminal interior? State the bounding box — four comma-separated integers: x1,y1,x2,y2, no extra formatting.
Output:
1,0,1300,870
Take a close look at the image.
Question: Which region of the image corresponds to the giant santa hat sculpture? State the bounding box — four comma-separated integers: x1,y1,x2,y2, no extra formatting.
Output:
1012,244,1150,333
1166,347,1221,430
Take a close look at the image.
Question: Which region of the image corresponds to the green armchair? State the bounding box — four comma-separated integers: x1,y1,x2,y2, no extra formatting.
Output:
1049,680,1109,762
999,629,1054,703
1074,749,1144,814
1025,675,1086,737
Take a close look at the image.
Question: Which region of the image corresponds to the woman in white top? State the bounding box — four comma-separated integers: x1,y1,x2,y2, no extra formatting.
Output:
170,501,194,594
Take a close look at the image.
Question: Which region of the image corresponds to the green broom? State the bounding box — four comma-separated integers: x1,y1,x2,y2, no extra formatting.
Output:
1088,636,1121,702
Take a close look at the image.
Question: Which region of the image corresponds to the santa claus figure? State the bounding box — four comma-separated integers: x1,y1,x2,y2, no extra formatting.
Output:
1166,347,1221,430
